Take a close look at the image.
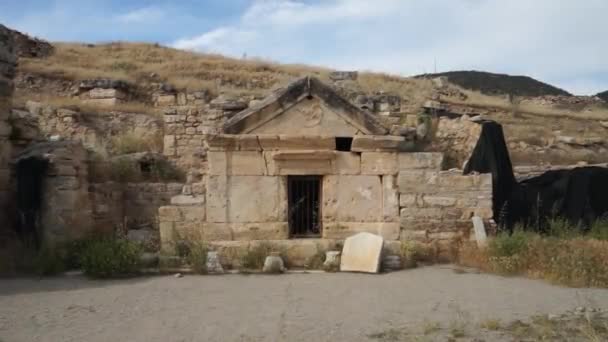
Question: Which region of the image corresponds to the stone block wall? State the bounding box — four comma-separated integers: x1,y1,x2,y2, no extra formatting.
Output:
90,181,182,239
0,25,16,226
398,167,492,247
158,133,493,256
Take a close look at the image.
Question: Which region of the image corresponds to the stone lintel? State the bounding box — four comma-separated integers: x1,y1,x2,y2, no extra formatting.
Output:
351,135,405,152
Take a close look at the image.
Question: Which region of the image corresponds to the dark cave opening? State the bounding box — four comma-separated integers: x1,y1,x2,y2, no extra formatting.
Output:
15,157,48,249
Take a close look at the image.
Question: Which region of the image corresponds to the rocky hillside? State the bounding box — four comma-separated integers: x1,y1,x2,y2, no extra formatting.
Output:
6,24,608,167
597,90,608,102
417,70,571,97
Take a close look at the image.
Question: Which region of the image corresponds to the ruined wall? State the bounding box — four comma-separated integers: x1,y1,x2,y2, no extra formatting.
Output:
0,25,16,226
159,133,493,260
90,182,182,248
429,116,482,168
23,101,163,152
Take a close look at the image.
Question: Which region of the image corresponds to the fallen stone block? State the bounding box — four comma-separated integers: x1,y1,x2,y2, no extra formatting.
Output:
340,232,383,273
323,251,341,271
472,216,488,247
263,253,286,273
206,251,224,274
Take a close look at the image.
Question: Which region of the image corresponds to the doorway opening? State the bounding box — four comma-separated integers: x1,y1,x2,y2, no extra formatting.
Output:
15,157,48,250
288,176,322,238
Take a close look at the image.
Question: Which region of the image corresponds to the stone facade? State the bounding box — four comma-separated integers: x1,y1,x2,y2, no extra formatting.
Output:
0,25,16,226
159,77,493,267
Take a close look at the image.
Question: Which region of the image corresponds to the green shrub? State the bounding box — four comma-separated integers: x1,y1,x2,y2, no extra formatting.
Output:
546,217,580,239
240,243,274,270
33,245,67,276
187,241,208,274
589,219,608,240
80,238,142,278
489,229,532,258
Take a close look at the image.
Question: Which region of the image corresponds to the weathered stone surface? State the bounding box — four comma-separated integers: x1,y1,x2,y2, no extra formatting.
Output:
267,151,334,175
382,255,402,271
329,71,358,81
206,251,224,274
472,216,488,247
232,222,288,240
360,152,398,175
322,175,382,222
398,152,444,170
263,253,286,273
382,175,399,222
258,135,335,150
206,134,261,151
340,232,384,273
251,97,360,136
83,97,120,106
323,222,400,240
207,151,267,175
170,195,205,206
88,88,126,99
323,251,341,270
351,135,405,152
206,175,286,223
331,152,361,175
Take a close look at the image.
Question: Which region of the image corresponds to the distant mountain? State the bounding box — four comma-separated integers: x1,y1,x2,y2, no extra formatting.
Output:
596,90,608,102
416,70,572,97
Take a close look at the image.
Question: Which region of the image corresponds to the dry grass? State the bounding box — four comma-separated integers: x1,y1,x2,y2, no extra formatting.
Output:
13,92,159,116
110,130,163,155
19,42,330,93
459,226,608,288
446,86,608,121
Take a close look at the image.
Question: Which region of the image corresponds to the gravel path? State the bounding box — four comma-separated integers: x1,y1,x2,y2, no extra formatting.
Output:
1,265,607,342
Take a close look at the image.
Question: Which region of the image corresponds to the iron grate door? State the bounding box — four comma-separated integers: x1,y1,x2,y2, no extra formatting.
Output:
288,176,322,238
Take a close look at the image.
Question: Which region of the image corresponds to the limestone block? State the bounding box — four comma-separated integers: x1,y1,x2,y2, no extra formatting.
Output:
179,206,206,222
263,254,286,273
206,251,224,274
201,223,234,241
156,94,176,106
382,175,399,222
322,175,382,222
340,232,383,273
398,152,444,170
267,151,335,175
361,152,398,175
170,195,205,206
472,216,488,247
258,135,335,150
232,222,289,240
88,88,126,99
422,195,457,207
158,206,181,222
397,170,431,193
207,151,267,175
159,221,176,253
331,152,360,175
206,134,261,151
400,208,444,223
323,251,341,270
399,194,418,207
323,222,400,240
207,176,286,223
164,135,175,149
206,175,228,222
351,135,404,152
83,98,119,106
401,230,428,241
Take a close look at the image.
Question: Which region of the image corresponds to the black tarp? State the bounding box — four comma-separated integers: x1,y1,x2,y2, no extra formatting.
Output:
464,121,608,232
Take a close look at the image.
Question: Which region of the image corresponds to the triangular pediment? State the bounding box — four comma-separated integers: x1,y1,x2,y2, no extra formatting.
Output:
222,76,388,135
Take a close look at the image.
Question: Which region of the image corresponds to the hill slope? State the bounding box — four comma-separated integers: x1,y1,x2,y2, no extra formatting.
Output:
417,70,571,97
596,90,608,102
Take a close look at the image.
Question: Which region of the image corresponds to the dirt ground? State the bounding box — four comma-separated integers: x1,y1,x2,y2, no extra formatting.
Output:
1,265,607,342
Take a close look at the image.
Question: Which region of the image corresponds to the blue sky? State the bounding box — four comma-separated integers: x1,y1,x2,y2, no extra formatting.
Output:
2,0,608,95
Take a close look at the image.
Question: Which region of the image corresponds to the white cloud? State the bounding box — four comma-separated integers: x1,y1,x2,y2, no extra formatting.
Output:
116,7,165,24
171,0,608,94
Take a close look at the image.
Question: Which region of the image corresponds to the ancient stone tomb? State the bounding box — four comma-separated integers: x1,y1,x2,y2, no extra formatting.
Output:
159,77,492,259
